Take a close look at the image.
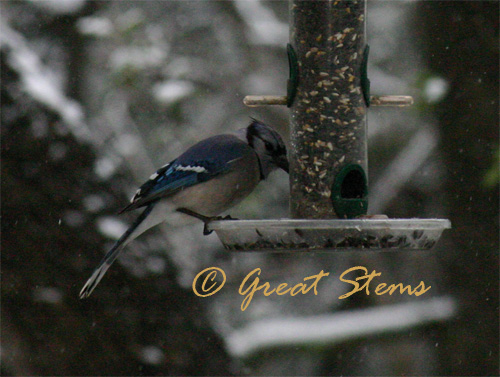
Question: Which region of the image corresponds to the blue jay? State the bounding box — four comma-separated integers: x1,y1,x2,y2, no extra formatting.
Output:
79,119,288,298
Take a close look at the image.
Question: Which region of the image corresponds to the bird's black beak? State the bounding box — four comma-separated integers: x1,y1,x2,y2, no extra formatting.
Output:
276,155,289,173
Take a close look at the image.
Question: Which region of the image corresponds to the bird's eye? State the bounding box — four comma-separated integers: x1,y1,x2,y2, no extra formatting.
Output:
264,141,273,151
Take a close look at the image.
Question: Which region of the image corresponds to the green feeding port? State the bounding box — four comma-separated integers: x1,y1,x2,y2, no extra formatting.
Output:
332,164,368,219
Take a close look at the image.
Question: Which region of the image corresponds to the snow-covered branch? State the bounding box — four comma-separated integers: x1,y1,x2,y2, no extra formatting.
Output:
1,20,92,142
369,127,438,214
226,296,456,357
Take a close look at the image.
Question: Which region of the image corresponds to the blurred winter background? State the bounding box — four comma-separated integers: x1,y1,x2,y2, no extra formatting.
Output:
1,0,498,376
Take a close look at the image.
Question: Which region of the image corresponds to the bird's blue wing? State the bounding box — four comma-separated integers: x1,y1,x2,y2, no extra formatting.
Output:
119,160,218,213
120,135,247,213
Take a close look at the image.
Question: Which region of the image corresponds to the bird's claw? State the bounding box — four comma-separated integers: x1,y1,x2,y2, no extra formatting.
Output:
203,215,238,236
203,223,213,235
220,215,238,221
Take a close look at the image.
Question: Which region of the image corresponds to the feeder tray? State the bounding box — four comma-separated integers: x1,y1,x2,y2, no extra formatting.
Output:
207,219,451,252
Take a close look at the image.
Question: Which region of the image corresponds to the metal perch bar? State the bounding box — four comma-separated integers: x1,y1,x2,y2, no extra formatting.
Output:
370,95,414,107
243,95,413,107
243,95,288,106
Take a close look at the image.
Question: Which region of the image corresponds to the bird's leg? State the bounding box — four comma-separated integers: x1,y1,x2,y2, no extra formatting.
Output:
176,208,238,235
176,207,211,222
176,208,213,234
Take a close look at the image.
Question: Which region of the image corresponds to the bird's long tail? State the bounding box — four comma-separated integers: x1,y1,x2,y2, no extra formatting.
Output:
79,203,156,299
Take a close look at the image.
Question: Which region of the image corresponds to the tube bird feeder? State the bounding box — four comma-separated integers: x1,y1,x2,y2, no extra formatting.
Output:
289,0,368,219
208,0,450,251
